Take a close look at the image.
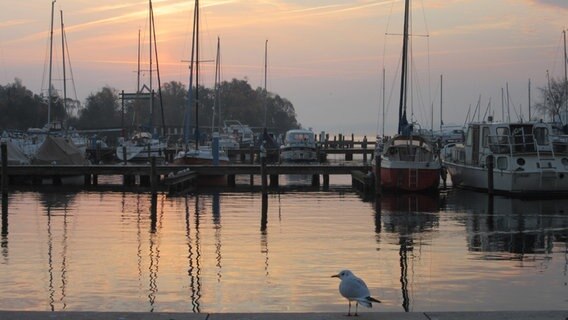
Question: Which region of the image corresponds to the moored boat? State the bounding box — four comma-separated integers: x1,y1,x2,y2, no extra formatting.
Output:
380,134,441,191
279,129,317,163
116,131,167,163
441,120,568,195
378,0,440,192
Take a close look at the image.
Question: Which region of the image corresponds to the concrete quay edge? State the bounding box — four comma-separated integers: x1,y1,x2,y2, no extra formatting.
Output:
0,311,567,320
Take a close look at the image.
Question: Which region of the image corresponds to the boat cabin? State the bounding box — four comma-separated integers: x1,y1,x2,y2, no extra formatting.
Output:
383,134,437,162
454,121,568,167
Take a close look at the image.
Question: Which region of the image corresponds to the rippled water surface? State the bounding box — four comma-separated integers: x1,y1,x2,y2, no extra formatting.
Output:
0,176,567,313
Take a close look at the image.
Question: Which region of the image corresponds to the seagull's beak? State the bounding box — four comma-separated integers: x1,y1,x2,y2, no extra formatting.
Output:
331,274,340,278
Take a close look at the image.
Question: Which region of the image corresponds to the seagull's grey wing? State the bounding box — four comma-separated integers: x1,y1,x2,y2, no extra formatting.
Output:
339,276,371,299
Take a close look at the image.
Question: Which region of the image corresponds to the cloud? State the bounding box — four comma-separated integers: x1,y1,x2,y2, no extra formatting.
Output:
529,0,568,9
0,19,32,28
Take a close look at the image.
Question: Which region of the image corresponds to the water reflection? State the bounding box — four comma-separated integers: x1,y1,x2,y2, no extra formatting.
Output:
40,191,77,311
212,193,222,282
1,193,8,261
147,192,162,312
260,193,269,277
185,194,202,312
375,192,442,312
448,190,568,262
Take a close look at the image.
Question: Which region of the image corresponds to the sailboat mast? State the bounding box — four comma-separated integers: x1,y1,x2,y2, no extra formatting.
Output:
440,74,443,131
137,29,141,93
397,0,410,134
149,0,154,132
214,37,221,131
184,0,198,147
195,0,200,150
60,10,67,119
48,0,56,125
264,39,268,129
382,68,385,137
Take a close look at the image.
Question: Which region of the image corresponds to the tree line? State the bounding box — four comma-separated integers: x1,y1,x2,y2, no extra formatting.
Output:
0,77,301,138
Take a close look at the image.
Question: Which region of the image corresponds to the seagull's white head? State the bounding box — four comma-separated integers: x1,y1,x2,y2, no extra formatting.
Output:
332,269,354,280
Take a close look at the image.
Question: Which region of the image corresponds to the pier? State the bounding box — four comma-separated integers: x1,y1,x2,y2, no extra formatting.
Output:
0,310,565,320
0,162,372,193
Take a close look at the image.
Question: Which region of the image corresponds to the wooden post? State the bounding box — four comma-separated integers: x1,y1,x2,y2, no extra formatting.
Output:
374,152,382,197
269,174,279,187
84,174,91,186
250,146,255,186
228,174,236,187
260,143,267,193
311,174,320,187
260,193,268,232
122,146,127,165
362,136,368,164
487,155,494,195
323,174,330,189
1,143,7,192
150,156,157,192
95,142,101,163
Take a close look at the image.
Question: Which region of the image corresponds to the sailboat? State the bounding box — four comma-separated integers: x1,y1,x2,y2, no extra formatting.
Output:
115,0,167,163
379,0,441,192
173,0,229,165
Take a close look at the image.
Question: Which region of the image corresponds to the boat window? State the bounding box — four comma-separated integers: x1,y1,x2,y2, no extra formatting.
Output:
482,127,490,147
533,127,548,145
496,156,508,170
466,127,474,146
496,127,509,144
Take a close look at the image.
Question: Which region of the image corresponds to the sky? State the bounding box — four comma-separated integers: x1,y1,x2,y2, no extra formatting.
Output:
1,0,568,136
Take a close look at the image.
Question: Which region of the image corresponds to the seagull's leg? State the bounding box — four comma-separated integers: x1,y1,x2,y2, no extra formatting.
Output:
354,302,359,316
347,301,352,316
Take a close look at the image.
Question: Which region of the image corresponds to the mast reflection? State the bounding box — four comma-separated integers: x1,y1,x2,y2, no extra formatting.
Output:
147,192,163,312
185,194,202,312
376,192,441,312
212,192,222,282
40,191,76,311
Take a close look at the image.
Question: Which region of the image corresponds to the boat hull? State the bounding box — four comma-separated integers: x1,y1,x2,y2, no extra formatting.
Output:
379,166,440,192
444,161,568,195
172,149,230,166
280,147,318,163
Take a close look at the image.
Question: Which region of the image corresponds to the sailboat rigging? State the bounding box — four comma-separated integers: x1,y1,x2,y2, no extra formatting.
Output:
115,0,167,163
174,0,229,165
378,0,441,192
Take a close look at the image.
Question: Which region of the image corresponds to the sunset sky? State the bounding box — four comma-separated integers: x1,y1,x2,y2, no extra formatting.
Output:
1,0,567,135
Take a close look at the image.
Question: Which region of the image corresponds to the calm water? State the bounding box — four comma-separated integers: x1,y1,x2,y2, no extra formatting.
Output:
0,175,567,313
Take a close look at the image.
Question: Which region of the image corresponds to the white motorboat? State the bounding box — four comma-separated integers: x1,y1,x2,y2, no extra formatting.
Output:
442,120,568,195
279,129,317,163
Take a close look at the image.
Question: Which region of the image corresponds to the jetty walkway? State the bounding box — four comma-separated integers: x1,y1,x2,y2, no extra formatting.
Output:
0,311,565,320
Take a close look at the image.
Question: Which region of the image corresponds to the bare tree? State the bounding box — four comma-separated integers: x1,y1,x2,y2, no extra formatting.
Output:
535,77,568,123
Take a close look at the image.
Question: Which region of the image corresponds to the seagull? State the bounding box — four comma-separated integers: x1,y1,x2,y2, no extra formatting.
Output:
332,269,381,316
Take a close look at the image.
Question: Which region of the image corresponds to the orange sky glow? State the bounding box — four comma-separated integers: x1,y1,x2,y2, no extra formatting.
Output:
1,0,568,134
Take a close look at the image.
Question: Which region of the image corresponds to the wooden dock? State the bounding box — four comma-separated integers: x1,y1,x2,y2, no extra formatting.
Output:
0,162,372,194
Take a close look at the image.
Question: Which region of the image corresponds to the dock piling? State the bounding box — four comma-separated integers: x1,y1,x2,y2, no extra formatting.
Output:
1,143,7,192
487,155,494,195
374,152,382,197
